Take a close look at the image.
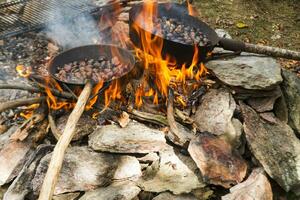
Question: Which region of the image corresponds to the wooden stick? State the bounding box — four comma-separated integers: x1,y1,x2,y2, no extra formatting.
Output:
0,83,74,99
244,43,300,61
167,88,189,147
38,81,92,200
48,113,61,141
0,97,46,113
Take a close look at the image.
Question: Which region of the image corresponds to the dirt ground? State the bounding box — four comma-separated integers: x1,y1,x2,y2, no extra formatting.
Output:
194,0,300,51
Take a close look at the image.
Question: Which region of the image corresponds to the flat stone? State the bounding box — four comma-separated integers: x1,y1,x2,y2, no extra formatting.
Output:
281,69,300,134
52,192,81,200
222,168,272,200
4,145,53,200
0,141,33,185
153,192,198,200
89,121,167,154
241,103,300,194
32,146,141,196
246,89,281,112
80,181,140,200
206,54,282,90
0,126,17,150
138,147,204,194
188,132,247,188
193,88,237,139
56,113,97,141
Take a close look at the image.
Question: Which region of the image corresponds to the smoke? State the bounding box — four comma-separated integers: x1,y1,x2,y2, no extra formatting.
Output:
45,1,106,49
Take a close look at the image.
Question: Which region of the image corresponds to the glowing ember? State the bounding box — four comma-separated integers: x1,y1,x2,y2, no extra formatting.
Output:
16,65,32,78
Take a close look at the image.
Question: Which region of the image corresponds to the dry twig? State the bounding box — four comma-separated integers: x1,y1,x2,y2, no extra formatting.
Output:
0,97,46,113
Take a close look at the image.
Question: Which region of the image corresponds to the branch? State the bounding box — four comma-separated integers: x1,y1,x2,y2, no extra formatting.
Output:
0,83,74,99
38,81,92,200
0,97,46,113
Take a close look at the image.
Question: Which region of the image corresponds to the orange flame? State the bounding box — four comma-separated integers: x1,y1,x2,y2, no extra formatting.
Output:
187,1,198,17
104,80,122,107
132,1,207,107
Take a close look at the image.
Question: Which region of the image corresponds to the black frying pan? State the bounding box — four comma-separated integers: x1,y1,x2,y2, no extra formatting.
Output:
48,44,135,88
129,2,300,63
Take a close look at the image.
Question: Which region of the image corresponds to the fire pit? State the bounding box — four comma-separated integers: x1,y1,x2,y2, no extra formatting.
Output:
0,1,300,200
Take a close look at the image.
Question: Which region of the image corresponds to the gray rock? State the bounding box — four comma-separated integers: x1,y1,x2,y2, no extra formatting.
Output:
32,146,141,196
206,54,282,90
138,147,204,194
4,145,53,200
53,192,80,200
0,141,33,185
193,88,236,139
89,121,167,154
0,126,17,150
56,113,97,141
222,168,272,200
241,103,300,194
80,181,140,200
281,70,300,134
153,192,198,200
246,89,281,112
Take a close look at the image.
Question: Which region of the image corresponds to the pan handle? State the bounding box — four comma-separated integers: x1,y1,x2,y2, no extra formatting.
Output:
218,38,300,60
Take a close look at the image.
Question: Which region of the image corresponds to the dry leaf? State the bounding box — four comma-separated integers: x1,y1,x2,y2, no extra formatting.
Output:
236,22,248,29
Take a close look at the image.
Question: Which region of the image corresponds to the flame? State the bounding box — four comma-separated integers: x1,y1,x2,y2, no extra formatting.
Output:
16,65,31,77
131,1,207,107
187,1,198,17
104,80,122,107
85,80,104,110
19,103,40,119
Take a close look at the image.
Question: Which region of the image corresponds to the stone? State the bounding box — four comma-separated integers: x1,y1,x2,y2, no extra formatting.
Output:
246,89,281,112
0,126,17,150
206,54,282,90
80,181,140,200
112,156,142,181
152,192,198,200
56,113,97,141
241,102,300,194
4,145,53,200
193,88,237,140
32,146,141,196
188,132,247,188
89,121,167,154
52,192,81,200
0,141,33,185
281,69,300,134
222,168,272,200
138,147,204,194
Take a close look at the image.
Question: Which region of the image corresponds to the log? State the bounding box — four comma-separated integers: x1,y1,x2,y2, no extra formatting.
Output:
38,81,92,200
0,97,46,113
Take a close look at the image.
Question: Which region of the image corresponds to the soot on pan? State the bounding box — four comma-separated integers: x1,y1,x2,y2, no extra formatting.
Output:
151,16,211,46
55,56,130,84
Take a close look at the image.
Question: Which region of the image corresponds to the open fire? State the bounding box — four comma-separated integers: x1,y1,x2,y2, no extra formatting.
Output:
15,1,210,119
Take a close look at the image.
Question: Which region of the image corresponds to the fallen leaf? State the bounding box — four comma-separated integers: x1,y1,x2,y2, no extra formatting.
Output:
236,22,248,29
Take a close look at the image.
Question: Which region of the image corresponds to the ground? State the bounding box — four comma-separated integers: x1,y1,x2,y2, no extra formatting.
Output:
194,0,300,51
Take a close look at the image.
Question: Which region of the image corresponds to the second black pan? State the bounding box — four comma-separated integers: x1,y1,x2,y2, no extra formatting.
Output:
129,2,300,62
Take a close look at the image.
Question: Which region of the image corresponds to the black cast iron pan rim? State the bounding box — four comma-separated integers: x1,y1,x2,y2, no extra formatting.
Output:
48,44,136,87
129,2,220,51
